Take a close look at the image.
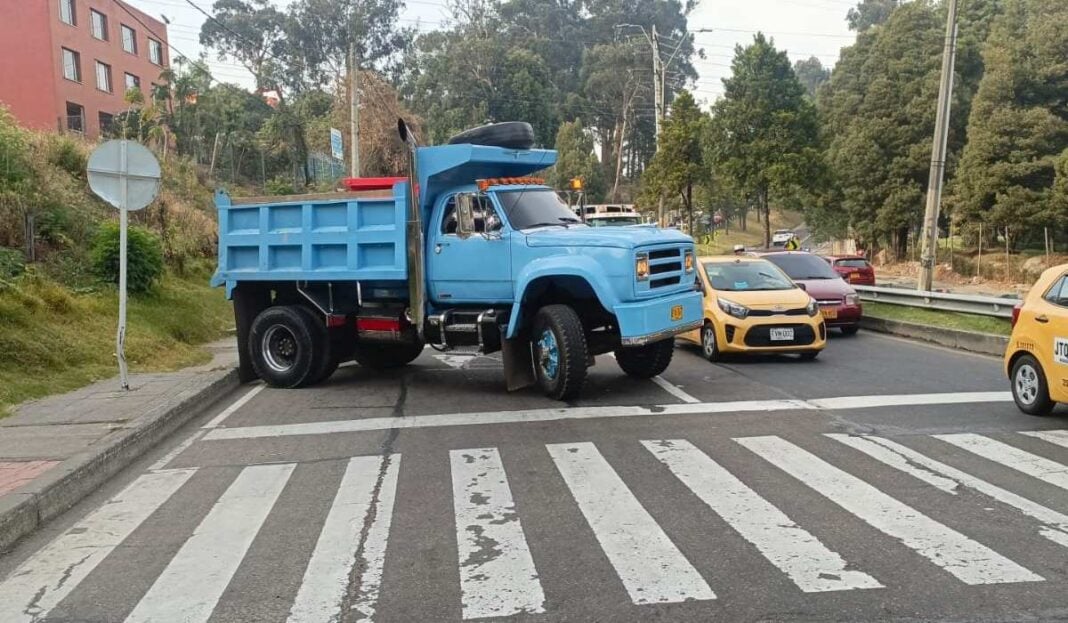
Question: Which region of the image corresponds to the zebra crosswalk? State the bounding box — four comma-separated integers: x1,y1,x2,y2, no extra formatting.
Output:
3,430,1068,622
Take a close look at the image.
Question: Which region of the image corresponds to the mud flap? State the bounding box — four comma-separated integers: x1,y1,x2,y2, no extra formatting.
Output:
233,285,271,383
501,335,535,391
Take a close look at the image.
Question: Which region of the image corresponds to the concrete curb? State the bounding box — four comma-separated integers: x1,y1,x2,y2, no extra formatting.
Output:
860,316,1008,357
0,368,239,553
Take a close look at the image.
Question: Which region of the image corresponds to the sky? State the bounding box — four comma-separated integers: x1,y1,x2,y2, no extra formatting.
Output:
124,0,859,104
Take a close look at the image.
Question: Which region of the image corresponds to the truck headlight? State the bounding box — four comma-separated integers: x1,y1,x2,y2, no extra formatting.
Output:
807,298,819,317
717,297,749,319
684,250,695,272
636,252,649,281
845,293,859,306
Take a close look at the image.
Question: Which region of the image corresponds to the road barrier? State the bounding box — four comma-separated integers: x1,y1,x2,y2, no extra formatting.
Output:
854,285,1020,319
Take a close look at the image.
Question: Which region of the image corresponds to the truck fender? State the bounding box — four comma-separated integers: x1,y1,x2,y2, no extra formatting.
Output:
506,257,621,339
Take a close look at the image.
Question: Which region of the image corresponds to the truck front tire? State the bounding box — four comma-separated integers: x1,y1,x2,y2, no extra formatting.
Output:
615,339,675,379
249,305,325,388
352,340,425,369
532,305,588,400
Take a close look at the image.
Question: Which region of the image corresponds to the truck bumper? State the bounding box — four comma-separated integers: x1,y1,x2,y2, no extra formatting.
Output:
615,290,704,346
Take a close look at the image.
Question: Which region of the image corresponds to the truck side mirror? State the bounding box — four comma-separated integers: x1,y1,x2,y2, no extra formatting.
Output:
455,193,476,239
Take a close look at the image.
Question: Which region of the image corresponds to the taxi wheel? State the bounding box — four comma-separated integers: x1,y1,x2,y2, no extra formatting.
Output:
701,322,721,362
1011,355,1055,416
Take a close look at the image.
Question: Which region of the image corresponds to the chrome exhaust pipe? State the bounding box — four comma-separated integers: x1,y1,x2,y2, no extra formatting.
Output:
398,119,426,340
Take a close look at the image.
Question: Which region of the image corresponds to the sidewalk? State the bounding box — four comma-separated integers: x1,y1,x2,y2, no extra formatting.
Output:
0,339,240,551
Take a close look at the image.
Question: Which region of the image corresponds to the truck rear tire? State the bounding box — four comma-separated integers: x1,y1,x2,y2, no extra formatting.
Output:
532,305,588,400
615,339,675,379
292,306,340,385
249,305,325,388
352,340,425,369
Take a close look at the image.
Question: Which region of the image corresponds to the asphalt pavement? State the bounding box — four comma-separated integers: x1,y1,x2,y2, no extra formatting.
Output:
3,331,1068,623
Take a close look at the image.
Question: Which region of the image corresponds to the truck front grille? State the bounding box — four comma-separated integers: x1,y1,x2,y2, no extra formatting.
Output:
637,244,690,297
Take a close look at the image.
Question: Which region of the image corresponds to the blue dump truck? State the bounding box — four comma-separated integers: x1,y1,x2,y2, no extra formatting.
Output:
212,121,703,400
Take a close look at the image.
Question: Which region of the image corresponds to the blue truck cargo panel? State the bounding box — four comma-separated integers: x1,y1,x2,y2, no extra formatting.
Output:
212,187,408,285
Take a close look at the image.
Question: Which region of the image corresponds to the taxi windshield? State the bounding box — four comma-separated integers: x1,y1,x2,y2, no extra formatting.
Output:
704,261,795,291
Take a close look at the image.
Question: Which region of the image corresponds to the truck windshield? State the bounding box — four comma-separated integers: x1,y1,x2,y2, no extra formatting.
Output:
496,189,582,230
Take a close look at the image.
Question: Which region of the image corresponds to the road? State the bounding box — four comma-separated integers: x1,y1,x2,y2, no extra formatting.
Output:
3,332,1068,622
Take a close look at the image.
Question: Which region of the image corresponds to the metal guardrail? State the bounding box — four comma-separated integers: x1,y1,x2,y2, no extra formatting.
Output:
854,285,1021,318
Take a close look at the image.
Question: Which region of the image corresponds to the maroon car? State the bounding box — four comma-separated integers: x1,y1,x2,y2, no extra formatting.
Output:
760,251,862,335
824,255,876,286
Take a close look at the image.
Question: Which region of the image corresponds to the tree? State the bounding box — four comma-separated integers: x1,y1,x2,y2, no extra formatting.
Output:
710,35,820,248
552,120,605,202
952,0,1068,245
847,0,899,31
641,91,708,234
793,57,830,99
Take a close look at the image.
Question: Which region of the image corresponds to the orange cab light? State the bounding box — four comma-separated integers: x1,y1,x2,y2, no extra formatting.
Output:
475,177,545,191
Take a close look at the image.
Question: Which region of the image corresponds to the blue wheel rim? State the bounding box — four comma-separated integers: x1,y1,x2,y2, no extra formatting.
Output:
537,328,559,380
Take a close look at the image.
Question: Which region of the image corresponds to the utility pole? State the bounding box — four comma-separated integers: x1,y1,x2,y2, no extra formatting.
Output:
918,0,959,291
349,43,360,178
651,25,662,145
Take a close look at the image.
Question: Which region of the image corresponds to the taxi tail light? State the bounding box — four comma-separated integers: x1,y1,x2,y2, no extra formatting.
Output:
1011,303,1022,327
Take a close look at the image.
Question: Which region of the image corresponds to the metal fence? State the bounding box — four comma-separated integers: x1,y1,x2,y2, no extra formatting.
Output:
854,285,1021,318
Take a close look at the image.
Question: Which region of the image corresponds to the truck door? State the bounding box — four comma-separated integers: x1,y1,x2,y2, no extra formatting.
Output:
428,193,512,304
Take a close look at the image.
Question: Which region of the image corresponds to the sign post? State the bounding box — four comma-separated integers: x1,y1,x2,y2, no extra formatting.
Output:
87,140,161,390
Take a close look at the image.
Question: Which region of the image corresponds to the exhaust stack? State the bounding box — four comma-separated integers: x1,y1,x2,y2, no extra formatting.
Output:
398,119,426,339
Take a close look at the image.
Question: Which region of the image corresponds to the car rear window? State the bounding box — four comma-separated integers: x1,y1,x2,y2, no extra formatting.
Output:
834,258,870,268
764,253,840,280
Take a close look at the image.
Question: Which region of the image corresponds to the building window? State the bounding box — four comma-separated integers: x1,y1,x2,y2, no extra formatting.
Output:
66,102,84,133
95,61,112,93
90,9,107,40
125,73,140,91
121,25,137,54
61,48,81,82
99,112,115,135
59,0,76,26
148,39,162,65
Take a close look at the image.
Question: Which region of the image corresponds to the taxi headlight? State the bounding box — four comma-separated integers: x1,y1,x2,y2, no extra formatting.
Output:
684,250,695,272
807,298,819,317
717,297,749,319
636,252,649,281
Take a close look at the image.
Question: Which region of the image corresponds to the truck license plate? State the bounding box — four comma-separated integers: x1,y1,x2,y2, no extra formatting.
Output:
770,328,794,341
670,305,683,321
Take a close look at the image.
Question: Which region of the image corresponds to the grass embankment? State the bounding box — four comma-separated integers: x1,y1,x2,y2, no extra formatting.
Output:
696,210,804,256
0,267,232,416
864,301,1011,336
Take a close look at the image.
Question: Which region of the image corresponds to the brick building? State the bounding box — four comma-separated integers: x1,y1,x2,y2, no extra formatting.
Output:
0,0,170,138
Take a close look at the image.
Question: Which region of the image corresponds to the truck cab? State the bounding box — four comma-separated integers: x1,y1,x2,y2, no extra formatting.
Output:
213,122,703,400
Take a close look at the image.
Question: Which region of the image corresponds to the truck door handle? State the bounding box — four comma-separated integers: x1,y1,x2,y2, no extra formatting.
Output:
1035,315,1049,323
435,243,446,254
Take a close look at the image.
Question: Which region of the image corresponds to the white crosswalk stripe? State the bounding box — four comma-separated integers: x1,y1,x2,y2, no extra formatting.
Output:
126,463,296,623
936,433,1068,491
737,435,1043,585
547,442,717,605
1021,429,1068,450
828,435,1068,549
288,455,400,623
451,448,546,620
0,468,197,623
643,439,883,593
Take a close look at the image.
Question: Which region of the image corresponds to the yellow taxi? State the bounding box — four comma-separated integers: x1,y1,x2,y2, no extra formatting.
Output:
680,256,826,361
1004,264,1068,414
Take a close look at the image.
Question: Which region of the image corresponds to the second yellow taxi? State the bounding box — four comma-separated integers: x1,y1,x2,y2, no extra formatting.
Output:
680,256,826,361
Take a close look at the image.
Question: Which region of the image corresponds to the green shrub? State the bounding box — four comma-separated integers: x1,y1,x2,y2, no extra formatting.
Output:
90,222,164,293
265,177,295,196
0,247,24,278
44,135,87,179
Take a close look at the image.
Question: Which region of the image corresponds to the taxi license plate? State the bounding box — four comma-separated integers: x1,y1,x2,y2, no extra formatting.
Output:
670,305,683,321
770,327,794,341
821,307,838,320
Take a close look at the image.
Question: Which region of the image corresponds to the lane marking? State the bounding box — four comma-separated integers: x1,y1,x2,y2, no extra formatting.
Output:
935,433,1068,491
651,376,701,403
450,448,545,619
288,456,400,623
203,392,1010,440
547,442,716,604
0,469,197,623
737,436,1042,585
643,439,881,593
202,383,265,429
126,463,295,623
1020,429,1068,450
149,430,206,471
827,434,1068,548
807,391,1010,410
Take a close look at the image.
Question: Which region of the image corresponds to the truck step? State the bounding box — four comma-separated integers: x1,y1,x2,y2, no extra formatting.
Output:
445,323,478,332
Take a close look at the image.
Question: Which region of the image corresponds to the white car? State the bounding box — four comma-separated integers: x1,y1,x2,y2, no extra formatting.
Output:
771,229,796,247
